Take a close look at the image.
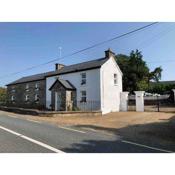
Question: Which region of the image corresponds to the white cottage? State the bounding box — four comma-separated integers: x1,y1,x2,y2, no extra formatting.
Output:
46,49,123,114
7,49,123,114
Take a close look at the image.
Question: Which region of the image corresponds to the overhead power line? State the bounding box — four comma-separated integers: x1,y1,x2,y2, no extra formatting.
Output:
0,22,158,80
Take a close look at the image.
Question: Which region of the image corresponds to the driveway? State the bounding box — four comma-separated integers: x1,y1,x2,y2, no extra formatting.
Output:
0,111,174,153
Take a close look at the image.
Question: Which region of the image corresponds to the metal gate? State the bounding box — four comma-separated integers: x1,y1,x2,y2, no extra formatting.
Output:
128,95,136,111
128,92,175,112
144,93,175,112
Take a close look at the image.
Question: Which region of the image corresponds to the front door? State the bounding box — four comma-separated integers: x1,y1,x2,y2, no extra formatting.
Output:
55,92,62,111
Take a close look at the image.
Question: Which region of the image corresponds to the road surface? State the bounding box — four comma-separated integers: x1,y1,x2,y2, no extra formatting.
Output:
0,111,173,153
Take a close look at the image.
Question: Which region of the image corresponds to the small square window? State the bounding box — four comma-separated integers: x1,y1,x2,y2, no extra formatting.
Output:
11,95,15,101
35,94,39,102
25,84,29,91
81,91,86,102
81,73,86,85
35,83,39,90
25,95,29,101
11,86,16,93
114,73,118,85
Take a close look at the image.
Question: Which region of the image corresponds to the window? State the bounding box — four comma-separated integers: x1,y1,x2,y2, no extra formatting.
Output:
25,95,29,101
35,83,39,90
114,73,118,85
81,91,86,102
35,94,39,102
81,73,86,85
11,86,16,93
11,95,14,101
25,84,29,91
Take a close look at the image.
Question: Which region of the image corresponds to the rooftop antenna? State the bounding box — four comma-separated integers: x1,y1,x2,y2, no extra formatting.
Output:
58,46,62,59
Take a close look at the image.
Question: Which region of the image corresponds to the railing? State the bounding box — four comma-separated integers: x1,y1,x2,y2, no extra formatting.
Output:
66,100,101,111
77,101,101,111
128,94,175,112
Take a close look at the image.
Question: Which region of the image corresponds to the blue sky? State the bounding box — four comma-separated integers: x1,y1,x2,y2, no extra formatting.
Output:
0,22,175,87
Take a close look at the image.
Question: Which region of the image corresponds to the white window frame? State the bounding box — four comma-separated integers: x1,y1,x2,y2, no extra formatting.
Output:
80,91,86,102
35,94,39,102
11,86,16,93
114,73,118,85
25,84,29,91
25,95,29,101
81,73,86,86
35,83,39,90
11,95,14,101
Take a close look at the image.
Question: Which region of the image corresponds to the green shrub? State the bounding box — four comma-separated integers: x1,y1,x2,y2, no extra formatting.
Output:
72,106,80,111
148,83,175,94
0,87,7,105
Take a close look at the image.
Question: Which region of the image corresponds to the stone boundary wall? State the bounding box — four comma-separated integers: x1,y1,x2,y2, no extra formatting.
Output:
0,106,102,117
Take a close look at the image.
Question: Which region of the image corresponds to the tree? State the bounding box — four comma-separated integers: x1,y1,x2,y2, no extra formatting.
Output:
116,54,131,91
148,67,162,83
116,49,163,92
128,50,150,91
0,87,7,105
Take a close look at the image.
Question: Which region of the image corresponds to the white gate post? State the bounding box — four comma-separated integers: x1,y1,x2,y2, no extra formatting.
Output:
172,89,175,103
134,91,145,112
120,92,129,111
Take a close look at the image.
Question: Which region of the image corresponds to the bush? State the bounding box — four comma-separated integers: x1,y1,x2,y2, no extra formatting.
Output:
72,106,80,111
0,87,7,105
148,83,175,94
136,80,148,91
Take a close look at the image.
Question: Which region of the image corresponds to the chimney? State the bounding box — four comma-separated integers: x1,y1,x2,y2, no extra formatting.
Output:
55,63,65,71
105,48,115,58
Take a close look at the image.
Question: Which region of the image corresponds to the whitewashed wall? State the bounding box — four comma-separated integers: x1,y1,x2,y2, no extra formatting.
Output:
100,57,123,114
46,68,101,110
46,56,123,113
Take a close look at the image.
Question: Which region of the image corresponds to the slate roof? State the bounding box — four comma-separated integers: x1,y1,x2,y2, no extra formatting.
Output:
49,79,76,90
7,57,108,86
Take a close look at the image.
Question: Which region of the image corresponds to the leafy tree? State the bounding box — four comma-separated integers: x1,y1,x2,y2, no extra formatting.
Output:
149,67,162,82
136,80,149,91
148,67,163,87
116,49,163,92
0,87,7,105
116,54,131,91
128,50,150,91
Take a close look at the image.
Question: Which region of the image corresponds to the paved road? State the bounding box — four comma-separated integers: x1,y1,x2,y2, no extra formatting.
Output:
0,111,173,153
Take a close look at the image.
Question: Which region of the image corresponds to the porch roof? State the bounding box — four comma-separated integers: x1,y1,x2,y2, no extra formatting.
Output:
49,79,76,91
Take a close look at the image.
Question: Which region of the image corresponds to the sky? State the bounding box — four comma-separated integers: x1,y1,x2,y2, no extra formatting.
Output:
0,22,175,87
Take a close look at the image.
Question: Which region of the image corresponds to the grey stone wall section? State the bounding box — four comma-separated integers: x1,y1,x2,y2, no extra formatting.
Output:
50,81,76,111
66,91,74,111
7,80,46,110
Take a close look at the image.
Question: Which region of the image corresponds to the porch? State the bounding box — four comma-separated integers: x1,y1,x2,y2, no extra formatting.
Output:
49,78,101,111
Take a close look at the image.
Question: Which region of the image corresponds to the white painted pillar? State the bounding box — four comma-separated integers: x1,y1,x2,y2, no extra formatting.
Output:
120,92,129,111
172,89,175,103
134,91,145,112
